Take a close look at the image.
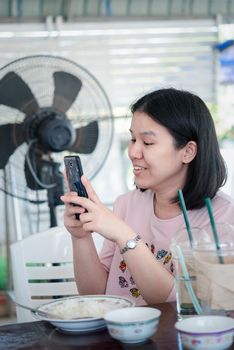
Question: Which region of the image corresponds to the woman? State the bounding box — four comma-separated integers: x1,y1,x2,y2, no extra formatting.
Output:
61,88,234,306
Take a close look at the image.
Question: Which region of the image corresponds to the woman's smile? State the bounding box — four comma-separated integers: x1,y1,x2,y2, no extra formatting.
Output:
133,165,147,175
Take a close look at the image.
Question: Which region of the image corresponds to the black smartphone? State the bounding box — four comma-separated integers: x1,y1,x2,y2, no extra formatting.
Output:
64,155,88,219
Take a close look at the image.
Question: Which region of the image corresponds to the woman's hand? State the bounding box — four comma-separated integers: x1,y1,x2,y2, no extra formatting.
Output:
61,176,134,244
61,191,88,239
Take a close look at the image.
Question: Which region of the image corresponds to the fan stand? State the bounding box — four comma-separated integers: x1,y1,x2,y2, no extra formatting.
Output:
47,188,58,227
43,161,64,228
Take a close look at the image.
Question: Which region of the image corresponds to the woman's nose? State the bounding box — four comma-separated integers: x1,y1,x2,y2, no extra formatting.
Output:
128,142,143,159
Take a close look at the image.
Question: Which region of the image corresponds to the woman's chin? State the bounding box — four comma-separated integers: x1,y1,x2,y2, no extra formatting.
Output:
134,180,148,190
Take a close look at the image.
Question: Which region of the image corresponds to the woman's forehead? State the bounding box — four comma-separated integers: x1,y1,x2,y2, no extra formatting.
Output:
130,111,168,135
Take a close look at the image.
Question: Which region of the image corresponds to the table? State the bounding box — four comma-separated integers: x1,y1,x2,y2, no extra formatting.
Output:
0,302,233,350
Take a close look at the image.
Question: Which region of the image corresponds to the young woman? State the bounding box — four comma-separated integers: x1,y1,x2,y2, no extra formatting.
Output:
61,88,234,306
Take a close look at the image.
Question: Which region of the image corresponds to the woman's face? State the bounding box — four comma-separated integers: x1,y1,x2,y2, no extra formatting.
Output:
128,111,189,194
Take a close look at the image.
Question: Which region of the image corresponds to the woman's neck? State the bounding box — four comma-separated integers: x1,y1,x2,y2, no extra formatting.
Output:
153,192,181,220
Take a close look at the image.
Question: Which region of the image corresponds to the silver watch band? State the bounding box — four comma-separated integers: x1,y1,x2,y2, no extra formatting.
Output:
120,234,141,254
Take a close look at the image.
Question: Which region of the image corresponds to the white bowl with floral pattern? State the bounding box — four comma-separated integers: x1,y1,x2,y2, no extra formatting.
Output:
175,316,234,350
104,307,161,344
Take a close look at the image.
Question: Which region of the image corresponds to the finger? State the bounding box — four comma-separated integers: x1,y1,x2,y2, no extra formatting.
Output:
61,193,80,205
81,176,101,204
79,211,93,224
68,205,86,216
62,192,97,213
64,216,80,228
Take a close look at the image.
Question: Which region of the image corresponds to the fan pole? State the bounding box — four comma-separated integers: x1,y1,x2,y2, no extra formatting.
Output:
48,190,57,227
46,162,64,228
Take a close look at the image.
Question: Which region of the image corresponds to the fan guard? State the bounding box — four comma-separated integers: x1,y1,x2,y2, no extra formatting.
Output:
0,55,114,184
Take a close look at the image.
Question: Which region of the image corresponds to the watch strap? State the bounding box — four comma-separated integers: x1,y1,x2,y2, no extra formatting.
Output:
120,234,141,254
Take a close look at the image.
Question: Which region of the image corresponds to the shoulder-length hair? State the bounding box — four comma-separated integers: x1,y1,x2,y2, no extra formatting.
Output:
130,88,227,210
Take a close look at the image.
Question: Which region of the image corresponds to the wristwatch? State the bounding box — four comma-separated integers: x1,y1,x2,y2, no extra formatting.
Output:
120,234,141,254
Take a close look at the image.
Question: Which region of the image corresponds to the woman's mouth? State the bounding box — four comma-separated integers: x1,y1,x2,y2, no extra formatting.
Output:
133,166,146,175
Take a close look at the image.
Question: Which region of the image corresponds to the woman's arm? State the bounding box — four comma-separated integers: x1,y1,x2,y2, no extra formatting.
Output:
61,191,108,295
71,234,108,295
62,176,174,304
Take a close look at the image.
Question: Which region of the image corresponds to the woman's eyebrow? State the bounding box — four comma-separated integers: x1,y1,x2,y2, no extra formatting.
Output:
129,129,156,136
129,129,156,137
140,130,156,136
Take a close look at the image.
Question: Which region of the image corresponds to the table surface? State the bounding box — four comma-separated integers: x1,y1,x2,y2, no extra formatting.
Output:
0,302,233,350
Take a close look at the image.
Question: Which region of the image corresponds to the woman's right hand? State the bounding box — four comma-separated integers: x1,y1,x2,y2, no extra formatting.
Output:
62,192,90,239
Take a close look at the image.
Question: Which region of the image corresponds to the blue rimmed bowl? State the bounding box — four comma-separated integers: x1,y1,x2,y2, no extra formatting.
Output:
175,315,234,350
104,307,161,344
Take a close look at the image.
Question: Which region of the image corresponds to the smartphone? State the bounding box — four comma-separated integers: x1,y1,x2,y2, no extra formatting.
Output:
64,155,88,219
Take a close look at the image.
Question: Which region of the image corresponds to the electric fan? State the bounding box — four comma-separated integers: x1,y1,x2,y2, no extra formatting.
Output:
0,55,114,228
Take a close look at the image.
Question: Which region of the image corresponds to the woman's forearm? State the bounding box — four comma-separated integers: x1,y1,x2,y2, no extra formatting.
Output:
71,234,108,294
121,240,175,304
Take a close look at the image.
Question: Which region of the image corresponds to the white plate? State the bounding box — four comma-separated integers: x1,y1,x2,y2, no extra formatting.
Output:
35,295,135,334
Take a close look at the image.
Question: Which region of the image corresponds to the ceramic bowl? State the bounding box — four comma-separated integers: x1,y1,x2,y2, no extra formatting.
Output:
35,295,135,334
104,307,161,344
175,315,234,350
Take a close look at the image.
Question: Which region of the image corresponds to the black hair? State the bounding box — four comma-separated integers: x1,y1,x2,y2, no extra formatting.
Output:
131,88,227,210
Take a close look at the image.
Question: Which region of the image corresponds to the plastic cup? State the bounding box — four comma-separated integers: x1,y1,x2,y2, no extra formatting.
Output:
171,223,234,320
171,227,205,320
193,223,234,317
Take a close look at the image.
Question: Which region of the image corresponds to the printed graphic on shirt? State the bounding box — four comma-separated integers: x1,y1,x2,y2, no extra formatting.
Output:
118,276,129,288
117,243,173,301
119,259,126,273
163,252,172,265
170,261,174,273
130,288,141,298
156,249,168,260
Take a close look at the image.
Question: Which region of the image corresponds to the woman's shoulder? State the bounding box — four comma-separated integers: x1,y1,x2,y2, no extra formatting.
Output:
212,190,234,209
192,191,234,225
187,191,234,227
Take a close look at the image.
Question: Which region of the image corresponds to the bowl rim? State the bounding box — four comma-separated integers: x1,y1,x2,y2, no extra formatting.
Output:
175,316,234,335
35,294,135,322
176,328,233,337
104,306,161,324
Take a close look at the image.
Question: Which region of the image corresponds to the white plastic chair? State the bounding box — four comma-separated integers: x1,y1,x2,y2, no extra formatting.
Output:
10,226,78,323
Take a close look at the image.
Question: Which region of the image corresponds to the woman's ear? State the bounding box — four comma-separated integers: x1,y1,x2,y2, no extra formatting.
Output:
182,141,197,164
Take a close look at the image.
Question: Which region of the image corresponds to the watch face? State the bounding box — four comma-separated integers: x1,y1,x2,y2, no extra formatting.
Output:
127,239,136,249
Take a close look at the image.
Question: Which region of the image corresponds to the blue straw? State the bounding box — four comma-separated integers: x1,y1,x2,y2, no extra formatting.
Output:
175,245,203,315
178,190,193,246
205,198,224,264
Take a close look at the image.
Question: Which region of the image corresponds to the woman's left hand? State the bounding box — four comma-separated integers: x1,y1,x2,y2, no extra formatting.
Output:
61,176,131,244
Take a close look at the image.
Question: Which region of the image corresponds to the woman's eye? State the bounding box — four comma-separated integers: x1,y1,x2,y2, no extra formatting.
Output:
144,142,154,146
130,139,136,143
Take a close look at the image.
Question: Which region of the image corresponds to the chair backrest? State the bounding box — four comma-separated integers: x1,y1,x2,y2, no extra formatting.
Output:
10,226,78,323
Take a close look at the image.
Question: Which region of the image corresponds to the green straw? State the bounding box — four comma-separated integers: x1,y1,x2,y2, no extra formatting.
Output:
178,189,193,246
205,197,224,264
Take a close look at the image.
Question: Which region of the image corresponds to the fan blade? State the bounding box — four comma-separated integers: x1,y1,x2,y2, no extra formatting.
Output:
0,123,25,169
68,121,99,154
52,71,82,113
0,72,39,115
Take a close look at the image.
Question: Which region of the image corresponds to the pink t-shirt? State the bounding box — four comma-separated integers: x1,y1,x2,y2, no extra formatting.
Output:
99,189,234,306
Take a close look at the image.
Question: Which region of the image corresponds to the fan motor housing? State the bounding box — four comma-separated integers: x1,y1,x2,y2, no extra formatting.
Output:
25,108,76,152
